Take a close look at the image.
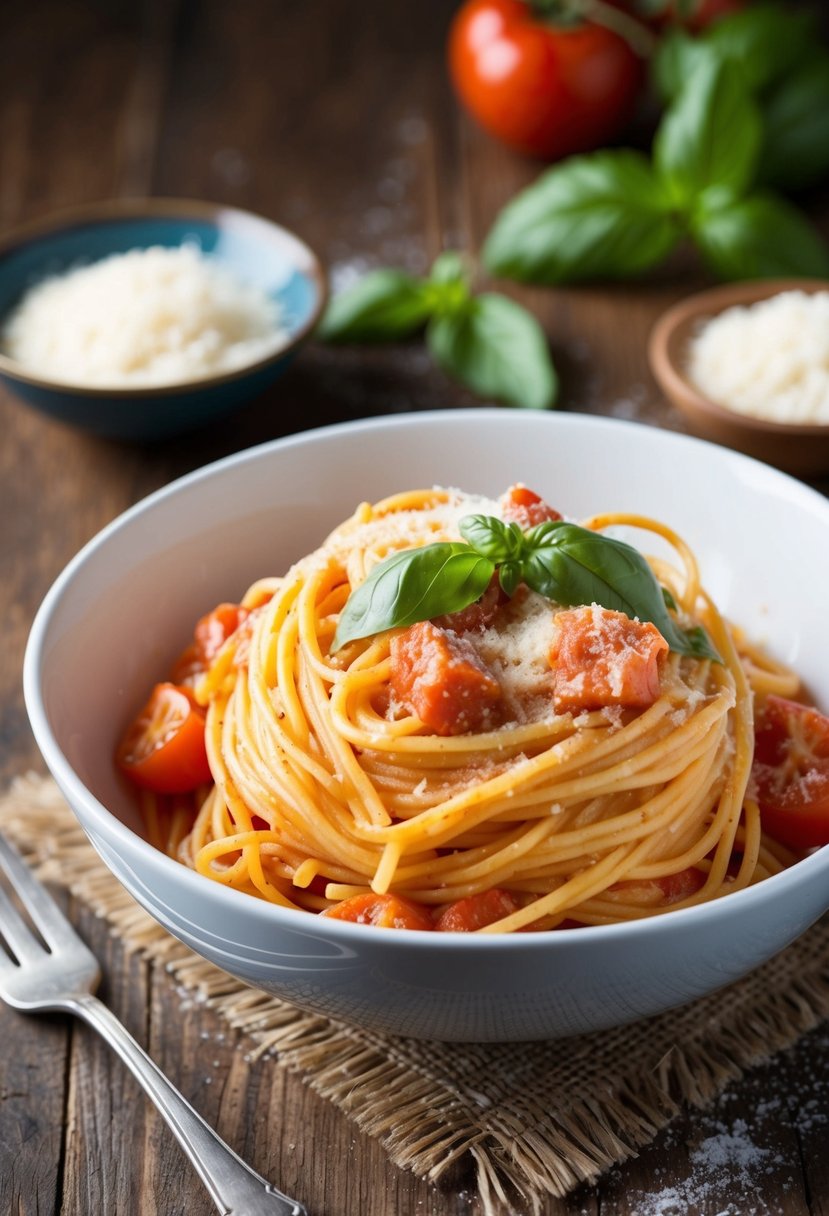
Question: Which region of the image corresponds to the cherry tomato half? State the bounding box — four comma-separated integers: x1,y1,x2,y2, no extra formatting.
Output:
194,602,249,666
752,695,829,851
448,0,645,160
116,682,212,794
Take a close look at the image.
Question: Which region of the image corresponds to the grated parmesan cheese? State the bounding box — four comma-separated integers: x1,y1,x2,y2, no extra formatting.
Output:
474,589,559,723
687,289,829,424
1,244,289,387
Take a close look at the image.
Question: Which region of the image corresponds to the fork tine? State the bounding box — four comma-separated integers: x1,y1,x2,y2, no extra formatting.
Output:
0,833,79,953
0,878,45,964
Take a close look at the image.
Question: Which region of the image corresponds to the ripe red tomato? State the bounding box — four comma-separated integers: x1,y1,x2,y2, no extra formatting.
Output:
116,682,212,794
447,0,645,160
752,695,829,851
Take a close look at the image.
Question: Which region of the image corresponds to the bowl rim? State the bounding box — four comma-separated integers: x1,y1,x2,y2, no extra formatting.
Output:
22,408,829,950
648,277,829,438
0,196,328,398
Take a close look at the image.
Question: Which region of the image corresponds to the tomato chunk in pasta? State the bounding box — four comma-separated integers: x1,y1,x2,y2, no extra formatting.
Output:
500,484,562,530
434,574,506,634
390,619,502,735
550,605,668,711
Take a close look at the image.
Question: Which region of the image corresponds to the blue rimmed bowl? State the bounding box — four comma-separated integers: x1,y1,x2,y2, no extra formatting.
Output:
0,199,327,441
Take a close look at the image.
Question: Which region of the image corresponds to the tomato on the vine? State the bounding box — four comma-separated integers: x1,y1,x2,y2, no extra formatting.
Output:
751,695,829,852
447,0,646,160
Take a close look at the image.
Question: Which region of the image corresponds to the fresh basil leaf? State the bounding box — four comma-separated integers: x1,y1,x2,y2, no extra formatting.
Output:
654,57,762,204
524,519,567,547
520,524,721,662
318,269,432,342
499,561,522,598
522,525,659,615
654,8,816,103
459,514,525,563
662,586,678,613
427,293,557,410
651,29,711,103
425,253,472,320
693,192,829,280
680,625,723,664
706,5,816,93
482,151,683,285
758,54,829,191
332,543,494,650
430,251,467,286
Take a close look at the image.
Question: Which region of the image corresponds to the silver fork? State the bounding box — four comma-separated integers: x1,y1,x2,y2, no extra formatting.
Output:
0,831,307,1216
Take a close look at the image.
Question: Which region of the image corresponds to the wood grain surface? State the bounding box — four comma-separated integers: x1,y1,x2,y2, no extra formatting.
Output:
2,2,829,1213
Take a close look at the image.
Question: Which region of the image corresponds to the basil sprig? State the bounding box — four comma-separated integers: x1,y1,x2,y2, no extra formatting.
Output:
318,252,557,411
654,5,829,193
332,513,720,663
483,30,829,286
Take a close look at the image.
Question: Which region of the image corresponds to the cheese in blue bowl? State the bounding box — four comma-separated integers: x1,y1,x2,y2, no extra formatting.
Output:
0,199,326,441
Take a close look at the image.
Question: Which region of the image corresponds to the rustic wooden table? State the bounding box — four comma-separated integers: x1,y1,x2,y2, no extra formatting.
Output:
2,2,829,1213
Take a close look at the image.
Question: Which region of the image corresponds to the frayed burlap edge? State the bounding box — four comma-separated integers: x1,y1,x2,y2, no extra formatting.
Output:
3,771,829,1215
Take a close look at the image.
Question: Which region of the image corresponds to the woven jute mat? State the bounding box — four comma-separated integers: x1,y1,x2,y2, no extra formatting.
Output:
3,773,829,1215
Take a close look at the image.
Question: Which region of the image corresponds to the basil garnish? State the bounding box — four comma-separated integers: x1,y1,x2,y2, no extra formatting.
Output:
332,514,721,664
333,543,494,652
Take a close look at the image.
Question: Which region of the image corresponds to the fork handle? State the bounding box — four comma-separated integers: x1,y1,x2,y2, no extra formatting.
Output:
66,993,307,1216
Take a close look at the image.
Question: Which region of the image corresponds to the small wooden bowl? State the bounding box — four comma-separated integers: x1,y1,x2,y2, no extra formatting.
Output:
648,278,829,476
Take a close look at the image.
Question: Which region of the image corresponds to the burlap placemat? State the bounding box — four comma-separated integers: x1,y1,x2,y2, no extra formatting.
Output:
3,773,829,1215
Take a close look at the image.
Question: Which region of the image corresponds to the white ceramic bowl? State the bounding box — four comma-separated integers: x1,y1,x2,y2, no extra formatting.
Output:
23,410,829,1041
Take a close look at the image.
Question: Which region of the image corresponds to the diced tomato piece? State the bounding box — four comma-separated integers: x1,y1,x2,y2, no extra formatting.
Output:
752,695,829,850
390,620,502,736
434,888,520,931
194,602,249,666
550,606,668,712
116,682,211,794
434,574,507,634
501,484,562,530
321,892,434,931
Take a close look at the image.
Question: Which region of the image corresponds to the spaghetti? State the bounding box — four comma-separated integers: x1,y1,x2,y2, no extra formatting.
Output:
124,486,812,934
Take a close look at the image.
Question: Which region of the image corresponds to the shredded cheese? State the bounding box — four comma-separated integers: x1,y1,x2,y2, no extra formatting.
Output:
474,590,559,722
1,244,288,387
687,290,829,424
